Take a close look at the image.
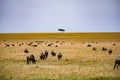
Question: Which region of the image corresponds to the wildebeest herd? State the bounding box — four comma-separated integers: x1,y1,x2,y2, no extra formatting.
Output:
26,50,62,64
0,40,120,70
87,44,113,54
22,41,64,64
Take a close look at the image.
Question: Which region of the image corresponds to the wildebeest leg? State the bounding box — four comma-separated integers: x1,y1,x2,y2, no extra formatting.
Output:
45,55,48,59
117,64,119,70
27,57,29,64
32,60,36,64
113,63,116,69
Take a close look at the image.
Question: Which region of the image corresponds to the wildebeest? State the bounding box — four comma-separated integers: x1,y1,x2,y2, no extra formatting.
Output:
19,44,22,46
24,49,29,53
51,50,56,56
113,57,120,69
40,52,46,60
11,44,15,46
58,52,62,59
87,45,91,47
45,50,48,59
113,43,116,46
92,47,97,51
32,45,37,47
56,41,59,43
28,42,33,46
102,47,107,51
55,45,58,47
26,54,36,64
60,43,63,45
108,49,112,54
6,44,10,47
71,43,75,45
48,44,52,46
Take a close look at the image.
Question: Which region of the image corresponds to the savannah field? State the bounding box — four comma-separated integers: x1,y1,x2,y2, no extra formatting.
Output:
0,32,120,80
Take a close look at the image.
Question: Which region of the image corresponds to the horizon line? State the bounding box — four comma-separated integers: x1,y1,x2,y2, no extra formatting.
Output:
0,31,120,34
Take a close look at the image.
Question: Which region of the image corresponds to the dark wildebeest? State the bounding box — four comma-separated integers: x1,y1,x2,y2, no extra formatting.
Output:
48,44,52,46
92,47,97,51
108,49,112,54
24,49,29,53
113,57,120,69
26,54,36,64
6,44,10,47
56,41,59,43
11,44,15,46
87,45,91,47
40,52,46,60
51,50,56,56
45,50,48,59
32,45,37,47
19,44,21,46
113,43,116,46
55,45,58,47
58,52,62,60
102,47,107,51
28,42,33,46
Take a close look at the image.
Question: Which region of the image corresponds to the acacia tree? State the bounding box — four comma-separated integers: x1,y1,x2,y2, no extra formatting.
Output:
58,29,65,32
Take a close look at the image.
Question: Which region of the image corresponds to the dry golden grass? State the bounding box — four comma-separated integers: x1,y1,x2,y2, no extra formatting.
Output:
0,33,120,80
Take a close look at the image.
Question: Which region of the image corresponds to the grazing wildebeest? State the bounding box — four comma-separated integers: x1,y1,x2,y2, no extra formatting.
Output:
56,41,59,43
58,52,62,60
60,43,63,45
87,45,91,47
108,49,112,54
40,52,46,60
48,44,52,46
113,57,120,69
102,47,107,51
55,45,58,47
51,50,56,56
19,44,21,46
32,45,37,47
11,44,15,46
21,43,24,45
113,43,116,46
28,42,33,46
26,54,36,64
92,47,96,51
24,49,29,53
45,50,48,59
6,44,10,47
92,41,94,43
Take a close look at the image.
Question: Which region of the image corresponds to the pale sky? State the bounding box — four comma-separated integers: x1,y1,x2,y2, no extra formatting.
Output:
0,0,120,33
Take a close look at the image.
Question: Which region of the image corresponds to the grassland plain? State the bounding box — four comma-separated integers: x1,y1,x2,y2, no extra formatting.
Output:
0,32,120,80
